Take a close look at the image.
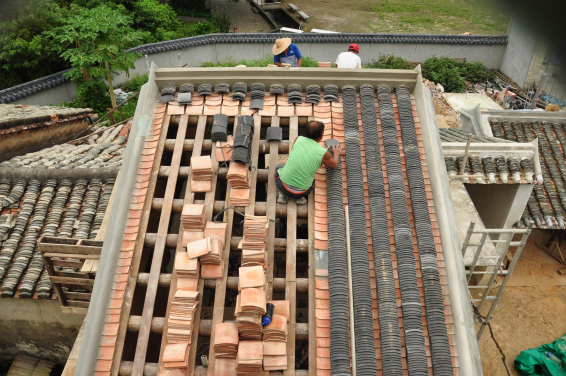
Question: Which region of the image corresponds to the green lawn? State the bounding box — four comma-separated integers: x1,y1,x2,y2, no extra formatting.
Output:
290,0,510,35
368,0,510,34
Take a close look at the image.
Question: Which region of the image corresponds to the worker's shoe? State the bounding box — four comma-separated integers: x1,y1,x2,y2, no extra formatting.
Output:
276,193,288,204
295,197,307,205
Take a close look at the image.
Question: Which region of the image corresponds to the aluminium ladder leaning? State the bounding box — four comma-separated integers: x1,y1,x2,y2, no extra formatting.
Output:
460,221,533,339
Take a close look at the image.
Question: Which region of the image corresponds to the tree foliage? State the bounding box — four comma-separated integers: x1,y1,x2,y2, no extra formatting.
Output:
45,5,145,84
0,0,226,91
0,0,67,89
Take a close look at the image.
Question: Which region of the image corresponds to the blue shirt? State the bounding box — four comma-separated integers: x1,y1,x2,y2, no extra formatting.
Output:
274,43,302,67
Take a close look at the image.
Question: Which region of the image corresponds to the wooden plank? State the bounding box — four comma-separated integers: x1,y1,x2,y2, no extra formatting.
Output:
41,250,67,306
307,190,317,374
245,113,263,216
206,112,242,376
49,276,95,286
131,114,189,375
44,253,100,260
96,173,120,241
111,114,173,376
51,259,84,269
91,260,99,274
39,244,102,255
284,116,299,376
80,259,94,273
64,291,92,300
266,116,280,300
155,115,207,374
54,271,90,279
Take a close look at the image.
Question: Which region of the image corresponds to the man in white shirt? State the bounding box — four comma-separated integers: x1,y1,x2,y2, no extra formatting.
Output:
335,44,362,69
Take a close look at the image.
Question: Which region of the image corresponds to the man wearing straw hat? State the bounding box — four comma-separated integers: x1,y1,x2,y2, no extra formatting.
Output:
273,38,303,67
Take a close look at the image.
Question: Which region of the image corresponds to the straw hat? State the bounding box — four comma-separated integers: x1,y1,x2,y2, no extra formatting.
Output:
272,38,292,55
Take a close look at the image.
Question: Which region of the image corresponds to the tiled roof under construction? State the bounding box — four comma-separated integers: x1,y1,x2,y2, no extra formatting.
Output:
489,119,566,229
93,81,457,376
313,89,456,375
0,124,130,298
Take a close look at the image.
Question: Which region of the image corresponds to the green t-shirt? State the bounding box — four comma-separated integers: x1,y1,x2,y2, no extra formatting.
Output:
278,136,328,190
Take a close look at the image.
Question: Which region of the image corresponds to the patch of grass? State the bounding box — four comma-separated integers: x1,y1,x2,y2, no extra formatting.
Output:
368,0,509,34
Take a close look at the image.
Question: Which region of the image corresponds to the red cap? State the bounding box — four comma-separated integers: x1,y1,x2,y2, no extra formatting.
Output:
349,43,360,52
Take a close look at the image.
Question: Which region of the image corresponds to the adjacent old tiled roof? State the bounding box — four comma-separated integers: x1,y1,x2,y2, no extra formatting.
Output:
441,128,537,185
439,128,501,143
489,119,566,229
0,33,508,104
0,124,130,299
0,104,92,125
0,124,127,169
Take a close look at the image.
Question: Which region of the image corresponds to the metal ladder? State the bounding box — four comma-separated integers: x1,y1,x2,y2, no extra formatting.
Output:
461,221,533,339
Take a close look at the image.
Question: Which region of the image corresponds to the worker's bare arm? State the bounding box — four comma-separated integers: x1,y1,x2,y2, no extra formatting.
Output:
321,145,342,170
298,58,302,67
274,62,284,67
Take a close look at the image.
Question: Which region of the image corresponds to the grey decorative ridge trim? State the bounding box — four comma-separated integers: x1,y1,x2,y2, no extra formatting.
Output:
0,32,507,104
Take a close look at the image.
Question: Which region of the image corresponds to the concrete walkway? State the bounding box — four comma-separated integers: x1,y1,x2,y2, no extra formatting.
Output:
209,0,272,33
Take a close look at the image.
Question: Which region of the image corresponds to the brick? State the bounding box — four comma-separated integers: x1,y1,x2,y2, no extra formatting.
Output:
109,298,123,309
103,323,120,336
107,314,121,323
96,360,112,372
113,282,127,291
115,273,129,282
118,258,132,267
100,336,117,347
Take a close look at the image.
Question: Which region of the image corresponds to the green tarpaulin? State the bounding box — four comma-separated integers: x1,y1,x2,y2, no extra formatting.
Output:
515,333,566,376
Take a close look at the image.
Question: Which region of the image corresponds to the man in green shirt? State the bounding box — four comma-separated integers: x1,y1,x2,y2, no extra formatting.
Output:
275,120,341,204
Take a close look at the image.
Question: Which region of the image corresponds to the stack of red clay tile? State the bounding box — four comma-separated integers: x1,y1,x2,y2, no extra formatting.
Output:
227,162,250,206
190,156,213,192
213,322,239,358
235,286,266,339
185,237,224,280
163,343,190,375
168,290,199,343
236,340,263,375
239,216,269,267
174,252,199,278
262,314,288,370
181,204,206,231
318,62,332,68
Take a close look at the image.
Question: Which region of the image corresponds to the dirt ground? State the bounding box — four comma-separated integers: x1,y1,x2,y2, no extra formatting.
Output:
477,229,566,375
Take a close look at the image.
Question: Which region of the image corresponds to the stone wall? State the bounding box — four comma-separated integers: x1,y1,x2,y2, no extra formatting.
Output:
0,298,84,364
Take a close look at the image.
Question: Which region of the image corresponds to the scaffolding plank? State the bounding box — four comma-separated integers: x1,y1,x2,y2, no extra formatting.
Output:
110,114,172,376
131,115,189,375
266,116,280,300
207,113,248,376
284,115,299,376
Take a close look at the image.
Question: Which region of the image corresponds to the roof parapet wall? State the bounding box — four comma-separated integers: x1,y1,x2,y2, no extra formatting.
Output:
0,33,507,104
